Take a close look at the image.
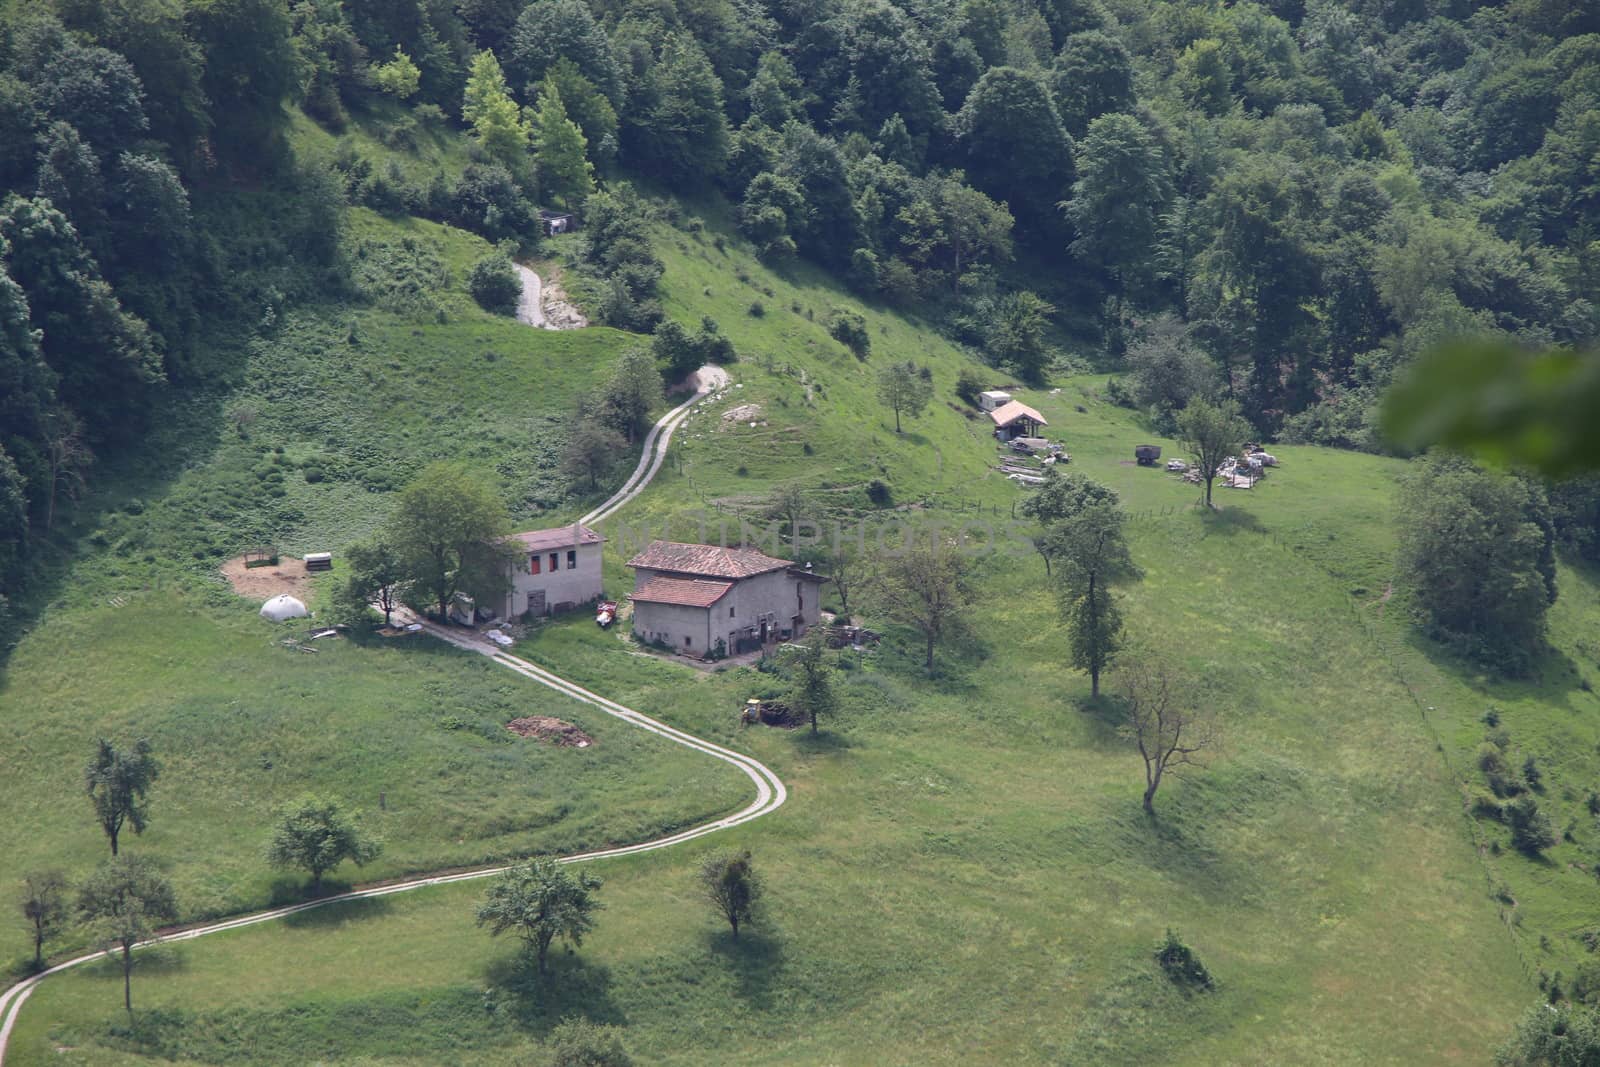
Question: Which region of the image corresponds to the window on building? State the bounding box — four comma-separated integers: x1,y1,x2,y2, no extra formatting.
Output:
685,635,692,647
729,605,735,617
549,552,559,572
567,549,577,567
529,555,541,575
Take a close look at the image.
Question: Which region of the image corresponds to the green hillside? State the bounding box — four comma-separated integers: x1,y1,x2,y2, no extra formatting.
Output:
4,0,1600,1059
10,182,1600,1063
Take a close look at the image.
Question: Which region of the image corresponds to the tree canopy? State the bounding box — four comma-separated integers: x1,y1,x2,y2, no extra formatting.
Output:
266,795,383,895
387,462,515,620
85,737,159,856
476,858,604,974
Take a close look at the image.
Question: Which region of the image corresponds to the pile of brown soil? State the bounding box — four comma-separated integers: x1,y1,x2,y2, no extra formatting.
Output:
221,555,310,599
506,716,594,747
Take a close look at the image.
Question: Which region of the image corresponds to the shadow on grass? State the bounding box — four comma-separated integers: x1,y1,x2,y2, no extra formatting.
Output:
793,729,853,754
1075,693,1129,750
707,928,785,1011
0,378,232,678
279,892,395,928
1195,506,1267,538
485,951,624,1034
1402,627,1595,714
82,942,189,985
1074,765,1295,904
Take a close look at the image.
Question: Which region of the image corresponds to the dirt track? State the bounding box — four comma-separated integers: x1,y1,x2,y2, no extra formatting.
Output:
220,555,310,599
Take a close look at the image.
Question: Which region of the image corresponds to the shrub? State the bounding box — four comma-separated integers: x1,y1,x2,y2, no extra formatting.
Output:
1508,795,1559,854
1104,376,1135,408
827,307,870,358
450,164,537,244
748,300,765,317
848,247,881,293
468,255,521,315
1574,961,1600,1004
865,479,892,506
1471,791,1505,821
1478,744,1507,774
547,1016,633,1067
378,115,419,151
955,368,984,406
1488,766,1526,799
1523,755,1543,792
1155,929,1214,990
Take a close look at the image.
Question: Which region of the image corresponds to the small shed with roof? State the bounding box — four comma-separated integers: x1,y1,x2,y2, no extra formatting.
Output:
627,540,827,657
989,400,1049,441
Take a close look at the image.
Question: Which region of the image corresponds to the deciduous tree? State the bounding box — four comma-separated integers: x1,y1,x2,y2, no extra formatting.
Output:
1066,113,1172,302
266,795,383,895
1050,30,1134,137
989,292,1055,383
1176,398,1252,508
953,67,1073,233
337,536,404,626
1114,651,1218,815
788,632,836,735
20,870,68,971
1124,314,1216,422
388,462,516,620
701,849,762,938
468,254,521,315
876,360,933,433
1048,502,1133,696
1497,1002,1600,1066
598,346,664,443
629,34,730,187
1396,453,1557,674
562,417,626,491
549,1017,634,1067
874,538,976,671
476,858,603,974
77,855,177,1015
829,307,871,359
508,0,623,108
85,737,158,856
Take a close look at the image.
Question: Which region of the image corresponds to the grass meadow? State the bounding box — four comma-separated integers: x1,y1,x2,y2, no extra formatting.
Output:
7,116,1600,1063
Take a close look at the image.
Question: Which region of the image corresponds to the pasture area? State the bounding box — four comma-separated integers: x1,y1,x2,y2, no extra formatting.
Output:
16,203,1600,1064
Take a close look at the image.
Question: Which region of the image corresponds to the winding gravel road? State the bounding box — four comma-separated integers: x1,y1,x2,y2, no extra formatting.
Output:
0,364,752,1062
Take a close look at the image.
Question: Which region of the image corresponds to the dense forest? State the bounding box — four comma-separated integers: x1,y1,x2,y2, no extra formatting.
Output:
2,0,1600,635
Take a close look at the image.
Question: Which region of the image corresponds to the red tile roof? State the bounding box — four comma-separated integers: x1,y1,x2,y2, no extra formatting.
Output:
626,540,793,579
513,524,605,552
988,400,1048,427
628,576,735,607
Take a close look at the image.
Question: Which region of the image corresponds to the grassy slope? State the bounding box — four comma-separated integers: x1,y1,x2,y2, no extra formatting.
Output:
0,193,751,969
20,189,1600,1063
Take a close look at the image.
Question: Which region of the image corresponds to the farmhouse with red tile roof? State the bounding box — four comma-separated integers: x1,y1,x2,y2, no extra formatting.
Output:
626,541,827,657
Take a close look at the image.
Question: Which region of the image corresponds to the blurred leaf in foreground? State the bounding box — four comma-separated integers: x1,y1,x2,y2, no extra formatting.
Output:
1381,339,1600,477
